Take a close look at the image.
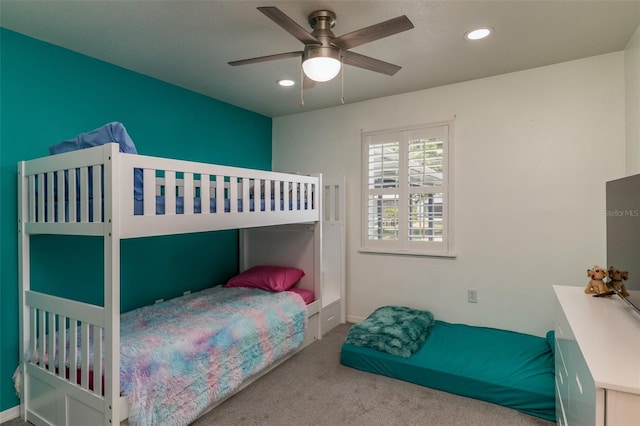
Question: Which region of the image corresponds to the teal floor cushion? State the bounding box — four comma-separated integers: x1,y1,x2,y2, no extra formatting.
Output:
340,320,555,421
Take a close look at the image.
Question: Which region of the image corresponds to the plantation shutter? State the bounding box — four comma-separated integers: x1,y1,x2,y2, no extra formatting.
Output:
362,122,452,255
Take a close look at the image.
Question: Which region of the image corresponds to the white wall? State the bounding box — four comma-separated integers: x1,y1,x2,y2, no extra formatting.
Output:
273,52,626,336
626,25,640,175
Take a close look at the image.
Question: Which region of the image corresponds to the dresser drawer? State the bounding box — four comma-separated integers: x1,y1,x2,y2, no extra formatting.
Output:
556,378,568,426
555,311,570,408
321,301,341,335
302,313,319,348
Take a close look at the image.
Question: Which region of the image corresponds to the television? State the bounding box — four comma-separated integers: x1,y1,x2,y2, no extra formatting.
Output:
606,173,640,314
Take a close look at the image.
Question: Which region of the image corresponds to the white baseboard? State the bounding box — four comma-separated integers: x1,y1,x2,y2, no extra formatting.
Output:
0,405,20,423
346,314,365,324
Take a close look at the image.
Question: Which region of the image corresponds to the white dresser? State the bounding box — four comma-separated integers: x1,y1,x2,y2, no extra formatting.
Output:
553,285,640,426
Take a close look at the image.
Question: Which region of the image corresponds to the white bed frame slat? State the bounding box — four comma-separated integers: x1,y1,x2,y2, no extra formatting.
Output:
165,171,176,215
94,327,103,396
29,308,36,357
56,170,64,223
201,175,211,214
283,181,289,212
37,311,45,370
46,172,54,223
69,319,78,386
275,181,281,212
264,180,271,211
47,312,55,373
93,165,102,223
69,169,77,223
143,168,155,216
80,323,90,391
80,167,89,222
183,172,194,214
243,178,251,213
121,165,134,217
36,174,44,223
28,176,36,223
216,176,224,214
58,316,67,381
229,176,238,213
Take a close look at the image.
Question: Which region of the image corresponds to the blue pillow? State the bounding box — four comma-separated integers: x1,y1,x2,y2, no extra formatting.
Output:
48,122,138,155
48,122,143,203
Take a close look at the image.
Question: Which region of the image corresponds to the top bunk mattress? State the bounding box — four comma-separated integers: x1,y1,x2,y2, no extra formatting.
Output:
340,320,555,422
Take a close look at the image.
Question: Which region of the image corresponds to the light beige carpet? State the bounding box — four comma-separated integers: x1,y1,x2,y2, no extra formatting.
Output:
3,323,555,426
192,323,554,426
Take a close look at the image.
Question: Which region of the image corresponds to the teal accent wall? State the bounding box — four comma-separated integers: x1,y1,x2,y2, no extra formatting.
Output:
0,29,272,412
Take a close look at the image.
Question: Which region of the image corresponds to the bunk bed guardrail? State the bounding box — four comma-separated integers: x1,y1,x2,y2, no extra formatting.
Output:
19,143,320,238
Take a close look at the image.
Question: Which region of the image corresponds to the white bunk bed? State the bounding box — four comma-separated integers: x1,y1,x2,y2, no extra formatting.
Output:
16,142,334,426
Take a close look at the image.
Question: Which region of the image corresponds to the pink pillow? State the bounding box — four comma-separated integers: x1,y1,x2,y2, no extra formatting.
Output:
288,288,315,304
225,265,305,292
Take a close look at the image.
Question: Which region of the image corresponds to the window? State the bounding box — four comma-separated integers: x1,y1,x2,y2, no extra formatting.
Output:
361,121,454,256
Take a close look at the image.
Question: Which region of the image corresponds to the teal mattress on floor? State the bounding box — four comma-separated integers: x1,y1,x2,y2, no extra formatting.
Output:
340,320,556,421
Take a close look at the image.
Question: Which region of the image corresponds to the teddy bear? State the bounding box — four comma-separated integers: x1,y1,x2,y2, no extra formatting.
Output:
607,266,630,297
584,265,609,294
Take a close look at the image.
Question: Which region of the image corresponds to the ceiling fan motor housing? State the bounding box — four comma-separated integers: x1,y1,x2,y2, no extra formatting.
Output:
304,10,341,62
308,10,336,31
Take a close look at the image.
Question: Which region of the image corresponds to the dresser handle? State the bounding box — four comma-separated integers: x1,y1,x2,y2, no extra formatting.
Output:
575,374,583,394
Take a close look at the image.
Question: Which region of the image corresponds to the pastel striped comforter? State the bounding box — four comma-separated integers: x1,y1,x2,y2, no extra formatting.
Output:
121,286,307,425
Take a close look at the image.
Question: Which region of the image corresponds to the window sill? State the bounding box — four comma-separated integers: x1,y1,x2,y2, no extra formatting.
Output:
358,248,457,258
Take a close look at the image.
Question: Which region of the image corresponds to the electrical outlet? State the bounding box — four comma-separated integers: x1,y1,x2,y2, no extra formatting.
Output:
468,289,478,303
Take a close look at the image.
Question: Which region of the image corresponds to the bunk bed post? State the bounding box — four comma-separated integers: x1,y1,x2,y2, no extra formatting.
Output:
17,161,29,421
103,143,122,425
313,174,323,340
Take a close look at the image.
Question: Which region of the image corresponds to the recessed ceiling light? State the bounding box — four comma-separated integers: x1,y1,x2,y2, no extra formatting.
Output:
465,27,493,41
277,79,295,87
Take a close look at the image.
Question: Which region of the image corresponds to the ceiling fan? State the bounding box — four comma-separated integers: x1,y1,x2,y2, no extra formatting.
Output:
229,7,414,87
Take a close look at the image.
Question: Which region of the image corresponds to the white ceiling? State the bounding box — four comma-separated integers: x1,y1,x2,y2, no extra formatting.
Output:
1,1,639,118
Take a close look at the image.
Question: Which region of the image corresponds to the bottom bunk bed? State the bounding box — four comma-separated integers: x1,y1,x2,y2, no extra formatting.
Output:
339,306,556,422
16,283,320,426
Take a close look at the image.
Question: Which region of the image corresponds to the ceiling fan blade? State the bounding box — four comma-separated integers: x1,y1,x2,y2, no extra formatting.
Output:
331,15,414,50
258,6,320,46
341,50,401,76
228,51,303,66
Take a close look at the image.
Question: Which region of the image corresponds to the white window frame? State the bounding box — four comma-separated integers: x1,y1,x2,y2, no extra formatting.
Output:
360,120,455,257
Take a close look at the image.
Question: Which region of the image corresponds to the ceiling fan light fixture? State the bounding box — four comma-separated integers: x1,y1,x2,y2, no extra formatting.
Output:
302,46,341,82
303,57,341,82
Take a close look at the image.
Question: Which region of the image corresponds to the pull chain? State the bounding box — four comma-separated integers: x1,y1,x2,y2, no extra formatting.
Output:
340,54,345,105
300,64,305,109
